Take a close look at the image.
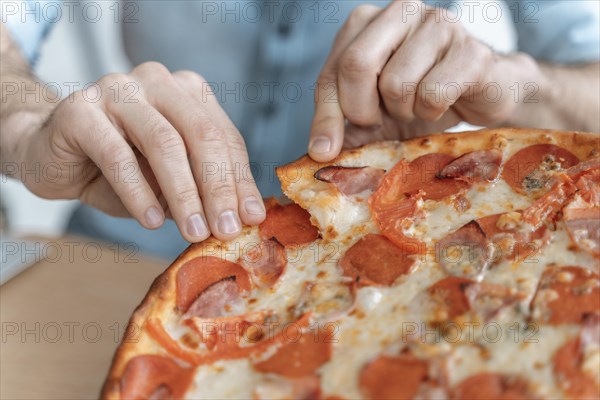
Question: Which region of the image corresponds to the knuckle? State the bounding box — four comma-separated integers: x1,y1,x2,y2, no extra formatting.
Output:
344,106,377,126
379,73,405,101
174,186,199,204
126,184,147,203
133,61,171,79
347,4,379,28
197,124,225,145
227,133,248,154
340,49,376,76
173,70,207,87
66,91,96,114
100,140,131,169
209,179,236,200
98,73,129,88
149,124,183,153
418,92,447,119
467,38,492,64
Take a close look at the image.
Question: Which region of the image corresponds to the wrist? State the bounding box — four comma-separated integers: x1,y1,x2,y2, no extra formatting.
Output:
500,52,553,127
1,110,50,177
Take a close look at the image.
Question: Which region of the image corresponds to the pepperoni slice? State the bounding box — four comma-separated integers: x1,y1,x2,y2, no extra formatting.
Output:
252,324,333,378
176,256,251,312
553,314,600,399
370,196,427,254
451,373,534,400
438,149,502,182
238,238,287,288
436,221,492,279
183,278,244,319
340,234,417,286
147,313,315,366
521,174,577,229
369,154,468,253
502,144,580,196
120,355,194,399
428,277,475,321
371,154,468,205
359,353,429,400
314,166,385,195
185,310,274,352
564,207,600,257
259,202,319,247
531,266,600,325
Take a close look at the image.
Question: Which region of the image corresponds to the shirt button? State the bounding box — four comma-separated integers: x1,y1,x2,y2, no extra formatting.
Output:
263,102,277,117
277,21,291,37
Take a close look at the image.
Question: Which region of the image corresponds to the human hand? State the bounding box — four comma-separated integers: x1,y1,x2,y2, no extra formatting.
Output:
308,1,539,161
19,62,265,242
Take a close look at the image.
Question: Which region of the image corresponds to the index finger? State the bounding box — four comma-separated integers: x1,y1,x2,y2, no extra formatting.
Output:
308,5,381,162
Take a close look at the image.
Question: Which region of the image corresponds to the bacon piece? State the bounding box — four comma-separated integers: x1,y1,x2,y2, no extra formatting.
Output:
553,314,600,399
567,157,600,181
426,277,522,323
502,144,580,196
252,322,333,378
238,238,287,288
437,149,502,182
476,211,548,263
575,168,600,206
451,373,535,399
521,174,577,229
340,234,417,287
183,278,244,319
314,166,385,195
259,202,319,247
530,266,599,325
564,207,600,257
359,353,429,400
436,221,492,280
176,256,251,313
464,282,524,321
120,355,194,399
254,375,321,400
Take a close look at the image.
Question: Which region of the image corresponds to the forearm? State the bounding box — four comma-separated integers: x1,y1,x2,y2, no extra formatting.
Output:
506,60,600,132
0,23,53,170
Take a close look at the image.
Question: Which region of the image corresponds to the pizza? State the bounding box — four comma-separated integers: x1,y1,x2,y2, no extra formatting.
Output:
101,128,600,400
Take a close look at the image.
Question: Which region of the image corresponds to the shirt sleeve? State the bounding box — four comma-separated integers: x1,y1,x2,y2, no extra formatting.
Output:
1,1,56,64
507,0,600,64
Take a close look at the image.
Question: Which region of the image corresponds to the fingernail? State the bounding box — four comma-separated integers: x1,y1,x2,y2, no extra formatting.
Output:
145,207,164,228
218,210,241,235
310,137,331,154
187,213,209,238
244,196,265,215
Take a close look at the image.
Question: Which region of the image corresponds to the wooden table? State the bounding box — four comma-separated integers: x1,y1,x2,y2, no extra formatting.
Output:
1,236,167,399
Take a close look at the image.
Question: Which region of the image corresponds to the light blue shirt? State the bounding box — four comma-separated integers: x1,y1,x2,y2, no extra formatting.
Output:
4,0,600,259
